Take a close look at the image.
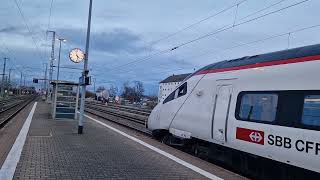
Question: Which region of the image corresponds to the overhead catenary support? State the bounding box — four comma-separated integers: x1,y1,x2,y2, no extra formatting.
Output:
47,30,56,101
8,68,13,85
1,58,8,97
44,63,48,94
20,72,22,95
79,0,93,134
93,77,96,92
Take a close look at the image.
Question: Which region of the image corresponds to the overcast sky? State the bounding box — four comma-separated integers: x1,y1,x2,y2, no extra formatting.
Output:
0,0,320,95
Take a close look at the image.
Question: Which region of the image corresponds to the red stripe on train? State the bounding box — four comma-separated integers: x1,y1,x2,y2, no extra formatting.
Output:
196,55,320,75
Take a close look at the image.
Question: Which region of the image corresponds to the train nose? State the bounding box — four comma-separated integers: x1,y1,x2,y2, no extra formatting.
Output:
147,104,161,130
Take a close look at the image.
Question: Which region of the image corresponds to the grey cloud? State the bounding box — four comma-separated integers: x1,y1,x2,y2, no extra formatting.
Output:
0,26,26,34
0,26,18,33
58,27,147,54
0,25,45,40
93,28,145,53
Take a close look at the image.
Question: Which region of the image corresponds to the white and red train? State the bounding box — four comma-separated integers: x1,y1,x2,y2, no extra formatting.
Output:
148,44,320,179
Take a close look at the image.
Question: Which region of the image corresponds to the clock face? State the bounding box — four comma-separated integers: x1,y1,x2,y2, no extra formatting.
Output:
69,48,85,63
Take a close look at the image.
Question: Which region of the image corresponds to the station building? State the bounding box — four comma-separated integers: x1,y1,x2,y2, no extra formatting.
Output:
158,73,191,103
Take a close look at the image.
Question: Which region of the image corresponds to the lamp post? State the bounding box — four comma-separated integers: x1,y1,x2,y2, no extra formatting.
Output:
79,0,93,134
53,38,66,120
56,38,66,82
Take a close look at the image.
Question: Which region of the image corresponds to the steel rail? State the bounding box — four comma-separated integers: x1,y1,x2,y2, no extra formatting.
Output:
84,103,151,135
0,95,37,129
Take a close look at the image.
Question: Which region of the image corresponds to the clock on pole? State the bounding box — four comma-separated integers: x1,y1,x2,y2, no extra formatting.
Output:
69,48,85,63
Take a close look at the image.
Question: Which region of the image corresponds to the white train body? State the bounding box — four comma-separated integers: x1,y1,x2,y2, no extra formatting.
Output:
148,44,320,174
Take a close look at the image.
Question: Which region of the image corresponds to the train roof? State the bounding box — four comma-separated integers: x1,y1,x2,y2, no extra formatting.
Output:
189,43,320,78
160,73,191,83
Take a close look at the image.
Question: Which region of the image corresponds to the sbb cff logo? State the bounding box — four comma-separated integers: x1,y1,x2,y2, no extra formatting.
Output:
236,127,264,145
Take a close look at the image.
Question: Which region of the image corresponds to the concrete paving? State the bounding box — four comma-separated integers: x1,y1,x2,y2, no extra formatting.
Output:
12,101,209,180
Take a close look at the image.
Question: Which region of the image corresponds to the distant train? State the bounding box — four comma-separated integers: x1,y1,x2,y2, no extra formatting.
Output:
95,89,109,102
148,44,320,179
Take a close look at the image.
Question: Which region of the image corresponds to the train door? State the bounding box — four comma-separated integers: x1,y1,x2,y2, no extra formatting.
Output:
212,84,233,143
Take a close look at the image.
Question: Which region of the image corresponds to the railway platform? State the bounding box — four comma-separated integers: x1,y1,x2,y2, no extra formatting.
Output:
0,100,246,180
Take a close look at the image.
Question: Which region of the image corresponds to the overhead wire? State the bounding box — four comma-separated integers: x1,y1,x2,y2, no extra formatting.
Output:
13,0,43,59
0,36,47,86
0,40,24,74
102,0,251,73
106,0,307,73
113,23,320,79
150,0,289,69
172,0,309,49
138,24,320,82
191,24,320,69
94,0,283,76
150,0,249,45
145,0,287,61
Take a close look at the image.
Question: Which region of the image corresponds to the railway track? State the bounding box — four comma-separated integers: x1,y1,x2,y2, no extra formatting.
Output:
85,101,152,134
87,101,152,115
0,95,37,129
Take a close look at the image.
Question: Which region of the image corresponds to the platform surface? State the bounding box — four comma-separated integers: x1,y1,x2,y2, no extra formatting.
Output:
1,101,246,180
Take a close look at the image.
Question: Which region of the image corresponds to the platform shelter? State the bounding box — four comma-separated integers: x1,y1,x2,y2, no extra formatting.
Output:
51,80,79,120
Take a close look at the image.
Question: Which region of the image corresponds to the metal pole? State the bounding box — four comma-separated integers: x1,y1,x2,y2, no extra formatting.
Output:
20,72,22,95
79,0,93,134
93,78,96,92
8,69,12,85
1,58,7,97
53,39,63,120
44,63,48,96
47,31,56,101
75,85,80,120
57,40,62,82
8,68,12,93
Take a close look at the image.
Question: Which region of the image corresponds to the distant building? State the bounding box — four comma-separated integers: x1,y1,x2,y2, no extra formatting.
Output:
158,73,191,103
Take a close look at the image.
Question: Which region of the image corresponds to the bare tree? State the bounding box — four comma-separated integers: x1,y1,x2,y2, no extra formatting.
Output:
122,81,132,101
108,85,118,97
133,81,144,102
121,81,145,103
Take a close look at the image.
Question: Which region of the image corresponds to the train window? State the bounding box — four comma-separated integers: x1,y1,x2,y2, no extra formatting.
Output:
163,91,175,104
301,95,320,126
177,82,187,97
163,82,187,104
237,93,278,122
